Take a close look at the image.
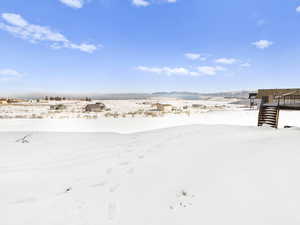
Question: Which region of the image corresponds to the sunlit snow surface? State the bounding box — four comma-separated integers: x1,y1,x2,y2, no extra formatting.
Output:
1,99,300,224
0,109,299,132
1,125,300,224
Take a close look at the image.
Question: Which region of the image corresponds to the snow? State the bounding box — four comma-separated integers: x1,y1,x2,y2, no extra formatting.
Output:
0,99,233,119
1,98,300,224
0,109,299,133
1,125,300,224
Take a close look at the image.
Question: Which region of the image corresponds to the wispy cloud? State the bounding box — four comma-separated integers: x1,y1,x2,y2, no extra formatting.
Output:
215,58,237,65
0,69,22,81
257,19,266,27
197,66,226,75
184,53,206,61
136,66,194,76
296,6,300,12
59,0,85,9
132,0,150,7
0,13,100,53
132,0,177,7
252,40,273,49
136,65,226,76
240,62,251,68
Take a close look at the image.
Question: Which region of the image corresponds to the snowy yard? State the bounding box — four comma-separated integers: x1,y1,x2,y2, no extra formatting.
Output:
0,108,300,132
1,124,300,224
0,98,237,119
1,100,300,224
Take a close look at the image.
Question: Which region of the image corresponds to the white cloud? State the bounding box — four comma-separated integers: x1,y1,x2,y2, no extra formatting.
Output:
252,40,273,49
2,13,28,27
240,63,251,68
0,13,100,53
215,58,237,65
184,53,206,61
0,69,21,76
51,42,98,53
59,0,85,9
136,66,192,76
257,19,266,26
132,0,177,7
296,6,300,12
0,69,22,80
136,65,226,76
197,66,226,75
132,0,150,7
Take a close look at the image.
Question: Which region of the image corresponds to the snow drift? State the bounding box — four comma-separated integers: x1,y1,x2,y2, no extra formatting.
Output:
1,125,300,224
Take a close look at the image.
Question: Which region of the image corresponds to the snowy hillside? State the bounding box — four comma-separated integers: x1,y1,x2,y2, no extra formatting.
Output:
1,125,300,224
0,109,300,133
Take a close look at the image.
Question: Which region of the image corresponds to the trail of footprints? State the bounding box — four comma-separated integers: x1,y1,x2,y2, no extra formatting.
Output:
78,139,147,221
11,136,151,222
10,132,194,222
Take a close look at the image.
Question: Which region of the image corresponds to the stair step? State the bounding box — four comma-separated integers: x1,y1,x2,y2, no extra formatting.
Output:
259,115,277,118
258,118,276,122
259,113,277,116
263,110,278,112
258,105,279,128
260,115,277,118
261,111,277,113
258,118,277,121
259,122,276,126
263,109,277,112
260,114,277,117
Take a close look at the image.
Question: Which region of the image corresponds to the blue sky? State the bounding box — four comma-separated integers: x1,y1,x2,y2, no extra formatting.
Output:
0,0,300,93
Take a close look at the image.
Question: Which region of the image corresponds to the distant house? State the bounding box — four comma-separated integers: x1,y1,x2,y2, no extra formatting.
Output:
50,104,66,110
256,89,300,104
192,104,206,109
85,102,106,112
7,99,26,103
248,93,258,108
48,96,66,101
153,103,173,112
0,98,8,104
252,89,300,128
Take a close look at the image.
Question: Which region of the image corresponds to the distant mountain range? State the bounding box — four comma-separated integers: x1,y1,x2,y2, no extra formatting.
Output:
3,91,252,100
152,91,251,99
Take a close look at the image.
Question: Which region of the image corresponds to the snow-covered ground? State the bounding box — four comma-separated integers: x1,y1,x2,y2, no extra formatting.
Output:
1,99,300,224
0,109,299,132
1,125,300,225
0,98,236,119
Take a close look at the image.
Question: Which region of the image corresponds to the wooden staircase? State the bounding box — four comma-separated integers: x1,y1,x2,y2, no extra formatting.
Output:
258,104,280,128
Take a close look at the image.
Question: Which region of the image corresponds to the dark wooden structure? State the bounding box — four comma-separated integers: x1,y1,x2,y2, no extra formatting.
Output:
258,104,280,128
248,93,258,109
85,102,106,112
255,89,300,128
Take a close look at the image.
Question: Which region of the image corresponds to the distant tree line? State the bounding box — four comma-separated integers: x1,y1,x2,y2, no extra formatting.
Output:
44,96,92,101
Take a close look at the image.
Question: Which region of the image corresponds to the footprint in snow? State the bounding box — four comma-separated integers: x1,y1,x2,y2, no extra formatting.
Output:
90,181,107,188
109,184,120,193
13,197,37,204
126,148,134,152
127,168,134,174
119,161,130,166
138,155,145,159
106,168,113,175
107,202,117,220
